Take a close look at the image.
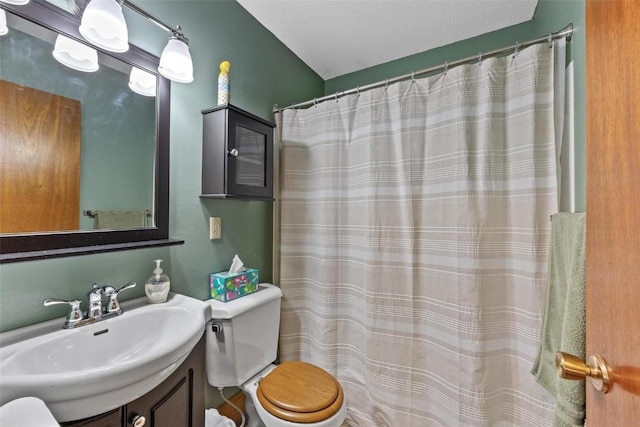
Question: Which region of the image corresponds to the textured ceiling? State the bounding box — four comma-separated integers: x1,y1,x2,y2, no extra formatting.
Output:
237,0,539,80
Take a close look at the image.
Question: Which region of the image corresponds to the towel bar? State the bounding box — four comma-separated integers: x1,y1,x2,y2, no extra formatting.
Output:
84,210,151,217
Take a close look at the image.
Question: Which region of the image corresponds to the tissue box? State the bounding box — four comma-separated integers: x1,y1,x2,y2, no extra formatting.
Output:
210,268,259,302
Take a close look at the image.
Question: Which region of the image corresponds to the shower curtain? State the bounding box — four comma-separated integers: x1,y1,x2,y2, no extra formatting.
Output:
276,42,568,426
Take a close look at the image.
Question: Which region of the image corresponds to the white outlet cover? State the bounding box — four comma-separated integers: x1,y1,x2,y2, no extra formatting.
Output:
210,217,222,240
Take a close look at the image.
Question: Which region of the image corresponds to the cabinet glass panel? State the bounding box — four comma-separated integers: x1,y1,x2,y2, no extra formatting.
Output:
235,124,266,187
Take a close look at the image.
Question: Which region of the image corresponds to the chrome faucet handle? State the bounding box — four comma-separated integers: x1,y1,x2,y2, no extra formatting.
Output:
117,281,136,294
87,284,104,319
43,298,84,329
104,281,136,314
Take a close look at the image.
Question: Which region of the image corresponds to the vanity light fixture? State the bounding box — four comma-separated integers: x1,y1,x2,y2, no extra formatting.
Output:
129,66,157,97
79,0,128,53
79,0,194,83
4,0,194,83
0,9,8,36
52,34,99,72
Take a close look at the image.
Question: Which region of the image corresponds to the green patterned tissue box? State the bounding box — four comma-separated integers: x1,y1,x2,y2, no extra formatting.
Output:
210,268,259,302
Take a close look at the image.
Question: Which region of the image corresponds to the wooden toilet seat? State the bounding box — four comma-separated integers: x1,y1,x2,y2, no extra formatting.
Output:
256,361,344,423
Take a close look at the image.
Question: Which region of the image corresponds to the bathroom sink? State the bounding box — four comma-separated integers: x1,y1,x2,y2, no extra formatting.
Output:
0,293,210,422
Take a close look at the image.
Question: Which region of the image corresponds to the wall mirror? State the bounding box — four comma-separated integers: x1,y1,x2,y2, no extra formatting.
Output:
0,0,180,262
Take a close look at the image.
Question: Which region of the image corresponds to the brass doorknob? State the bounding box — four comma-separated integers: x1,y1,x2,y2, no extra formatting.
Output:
555,351,611,393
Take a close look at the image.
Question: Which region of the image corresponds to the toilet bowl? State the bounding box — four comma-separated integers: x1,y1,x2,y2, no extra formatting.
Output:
241,363,346,427
205,284,346,427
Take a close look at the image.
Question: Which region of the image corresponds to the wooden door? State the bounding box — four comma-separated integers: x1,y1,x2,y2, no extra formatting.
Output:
585,0,640,424
0,80,81,233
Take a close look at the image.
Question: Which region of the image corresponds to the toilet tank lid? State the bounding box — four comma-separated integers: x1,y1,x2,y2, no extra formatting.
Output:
207,283,282,320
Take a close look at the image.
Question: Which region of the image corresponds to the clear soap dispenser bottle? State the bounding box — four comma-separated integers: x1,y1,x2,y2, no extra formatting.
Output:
145,259,170,304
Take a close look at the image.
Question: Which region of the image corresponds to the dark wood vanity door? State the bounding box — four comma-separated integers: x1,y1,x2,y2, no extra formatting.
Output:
124,335,206,427
60,409,122,427
61,335,205,427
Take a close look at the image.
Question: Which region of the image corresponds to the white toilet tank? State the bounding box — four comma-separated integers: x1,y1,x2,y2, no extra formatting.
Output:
206,283,283,387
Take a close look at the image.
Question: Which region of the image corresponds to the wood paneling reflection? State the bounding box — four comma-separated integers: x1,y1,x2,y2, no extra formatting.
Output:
0,79,81,233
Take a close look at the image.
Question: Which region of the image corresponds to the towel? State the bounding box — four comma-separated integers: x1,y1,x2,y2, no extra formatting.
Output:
531,212,586,427
95,210,148,229
0,397,59,426
205,409,236,427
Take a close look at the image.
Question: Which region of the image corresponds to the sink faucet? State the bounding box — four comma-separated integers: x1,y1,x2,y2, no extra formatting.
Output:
103,281,137,316
87,285,104,320
44,281,136,329
42,298,84,329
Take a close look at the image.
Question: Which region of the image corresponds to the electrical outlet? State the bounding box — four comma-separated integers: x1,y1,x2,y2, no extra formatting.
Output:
210,217,222,240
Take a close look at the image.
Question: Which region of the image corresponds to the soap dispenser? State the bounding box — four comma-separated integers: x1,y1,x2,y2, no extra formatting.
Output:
145,259,170,304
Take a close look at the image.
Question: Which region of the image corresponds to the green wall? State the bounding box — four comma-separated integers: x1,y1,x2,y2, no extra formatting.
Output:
0,0,323,332
326,0,585,212
532,0,586,213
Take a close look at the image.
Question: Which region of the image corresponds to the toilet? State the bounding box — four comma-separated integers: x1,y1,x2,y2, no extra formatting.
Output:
205,283,346,427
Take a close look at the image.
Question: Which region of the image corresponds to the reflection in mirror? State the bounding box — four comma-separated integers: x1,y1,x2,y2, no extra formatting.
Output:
1,9,155,234
0,0,177,262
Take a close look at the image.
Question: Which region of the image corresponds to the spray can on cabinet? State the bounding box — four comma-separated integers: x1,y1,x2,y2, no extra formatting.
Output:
145,259,170,304
217,60,231,105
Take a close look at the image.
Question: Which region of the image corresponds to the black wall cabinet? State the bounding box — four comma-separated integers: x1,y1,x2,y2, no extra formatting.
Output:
201,105,274,200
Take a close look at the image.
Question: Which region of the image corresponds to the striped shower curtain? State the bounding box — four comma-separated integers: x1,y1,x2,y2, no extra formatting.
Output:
276,43,566,426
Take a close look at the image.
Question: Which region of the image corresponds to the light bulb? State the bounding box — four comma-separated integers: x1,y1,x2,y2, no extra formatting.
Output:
129,67,157,97
52,35,99,72
158,37,193,83
0,0,31,5
79,0,128,53
0,10,8,36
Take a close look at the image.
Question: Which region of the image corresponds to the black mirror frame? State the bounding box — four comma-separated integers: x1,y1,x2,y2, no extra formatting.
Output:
0,0,183,263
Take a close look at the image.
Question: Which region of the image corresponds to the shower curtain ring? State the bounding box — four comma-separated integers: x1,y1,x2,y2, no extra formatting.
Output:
513,42,520,58
477,52,483,65
356,86,360,96
385,78,389,90
547,33,553,47
313,98,317,108
335,92,339,103
411,71,416,83
443,62,448,75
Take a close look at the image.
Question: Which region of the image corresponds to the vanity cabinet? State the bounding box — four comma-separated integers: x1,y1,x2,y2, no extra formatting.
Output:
62,335,205,427
201,105,274,200
62,409,121,427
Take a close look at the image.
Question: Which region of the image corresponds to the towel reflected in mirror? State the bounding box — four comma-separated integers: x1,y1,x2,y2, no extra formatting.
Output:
94,210,149,229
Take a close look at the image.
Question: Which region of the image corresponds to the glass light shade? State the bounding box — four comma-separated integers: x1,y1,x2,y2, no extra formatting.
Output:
129,67,157,97
79,0,128,53
0,0,30,5
52,35,99,72
158,38,193,83
0,10,8,36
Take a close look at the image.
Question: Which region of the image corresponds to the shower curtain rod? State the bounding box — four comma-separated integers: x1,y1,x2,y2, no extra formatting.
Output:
275,23,573,112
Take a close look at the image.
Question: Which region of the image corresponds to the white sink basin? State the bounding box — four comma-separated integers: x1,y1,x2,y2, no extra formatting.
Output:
0,293,209,422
